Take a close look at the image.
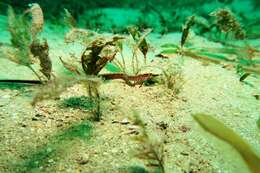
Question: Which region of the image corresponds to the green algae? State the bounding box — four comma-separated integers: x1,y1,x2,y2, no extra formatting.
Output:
197,52,230,61
160,43,179,49
127,166,149,173
160,49,178,54
0,83,29,90
56,121,93,141
61,96,97,111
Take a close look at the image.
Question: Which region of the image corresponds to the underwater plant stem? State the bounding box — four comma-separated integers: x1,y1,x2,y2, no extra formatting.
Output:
87,83,101,121
94,92,101,121
131,51,136,75
132,50,140,75
28,65,43,82
193,114,260,173
183,50,260,74
150,146,165,173
120,52,126,71
135,54,140,75
144,54,147,65
113,59,126,73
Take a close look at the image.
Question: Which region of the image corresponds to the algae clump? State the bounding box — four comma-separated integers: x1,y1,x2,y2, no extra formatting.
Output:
61,96,97,111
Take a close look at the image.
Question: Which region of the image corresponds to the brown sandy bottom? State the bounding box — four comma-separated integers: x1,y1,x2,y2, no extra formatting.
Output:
0,55,259,173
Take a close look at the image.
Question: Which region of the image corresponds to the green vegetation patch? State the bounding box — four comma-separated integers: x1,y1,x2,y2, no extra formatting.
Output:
56,121,93,141
198,52,230,61
160,49,177,54
0,83,30,90
21,145,57,172
61,96,97,111
127,166,149,173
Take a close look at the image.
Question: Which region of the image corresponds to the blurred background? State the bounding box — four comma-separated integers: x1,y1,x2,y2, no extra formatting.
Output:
1,0,260,37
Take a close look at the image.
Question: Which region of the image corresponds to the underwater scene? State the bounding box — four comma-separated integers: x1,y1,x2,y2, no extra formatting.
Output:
0,0,260,172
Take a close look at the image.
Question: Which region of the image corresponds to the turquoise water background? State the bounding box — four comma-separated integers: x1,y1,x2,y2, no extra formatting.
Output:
1,0,259,35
